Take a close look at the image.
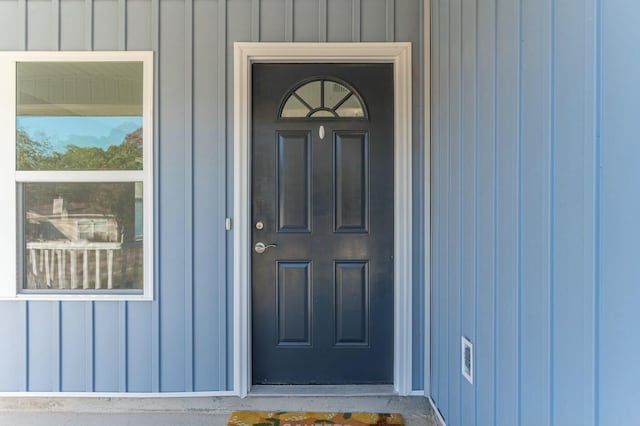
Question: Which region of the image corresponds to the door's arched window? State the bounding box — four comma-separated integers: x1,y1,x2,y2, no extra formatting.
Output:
279,78,367,119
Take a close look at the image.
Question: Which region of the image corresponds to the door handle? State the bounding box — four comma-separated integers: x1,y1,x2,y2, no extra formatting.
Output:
254,242,278,254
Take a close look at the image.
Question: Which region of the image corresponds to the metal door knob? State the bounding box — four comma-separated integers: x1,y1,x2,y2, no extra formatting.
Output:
254,242,278,254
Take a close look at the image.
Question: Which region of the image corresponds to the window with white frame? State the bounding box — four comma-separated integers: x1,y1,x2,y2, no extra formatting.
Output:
0,52,154,299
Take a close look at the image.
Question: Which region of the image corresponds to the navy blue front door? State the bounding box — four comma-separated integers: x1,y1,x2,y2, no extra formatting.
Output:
251,63,394,384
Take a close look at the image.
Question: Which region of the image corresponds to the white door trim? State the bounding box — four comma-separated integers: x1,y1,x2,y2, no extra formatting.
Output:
233,42,413,397
424,0,433,399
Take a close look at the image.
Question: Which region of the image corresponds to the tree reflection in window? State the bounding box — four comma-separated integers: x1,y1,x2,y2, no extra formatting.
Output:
280,79,366,118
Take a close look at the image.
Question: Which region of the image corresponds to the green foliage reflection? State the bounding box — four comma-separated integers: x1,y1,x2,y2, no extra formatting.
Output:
17,126,143,171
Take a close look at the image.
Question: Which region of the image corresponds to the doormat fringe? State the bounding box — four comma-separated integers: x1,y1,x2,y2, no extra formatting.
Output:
227,411,404,426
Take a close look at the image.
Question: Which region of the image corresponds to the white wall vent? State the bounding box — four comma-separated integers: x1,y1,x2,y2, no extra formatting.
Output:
461,336,474,384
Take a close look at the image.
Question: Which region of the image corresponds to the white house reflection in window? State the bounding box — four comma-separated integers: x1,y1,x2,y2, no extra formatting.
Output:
22,182,143,291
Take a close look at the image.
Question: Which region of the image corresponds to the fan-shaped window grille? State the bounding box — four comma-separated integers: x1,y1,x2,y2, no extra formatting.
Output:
280,79,366,118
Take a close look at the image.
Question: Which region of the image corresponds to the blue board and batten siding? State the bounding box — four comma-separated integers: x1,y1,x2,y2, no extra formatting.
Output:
0,0,426,393
432,0,640,425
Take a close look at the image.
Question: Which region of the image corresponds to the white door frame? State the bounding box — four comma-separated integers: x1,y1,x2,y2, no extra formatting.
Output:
233,42,413,397
423,0,432,399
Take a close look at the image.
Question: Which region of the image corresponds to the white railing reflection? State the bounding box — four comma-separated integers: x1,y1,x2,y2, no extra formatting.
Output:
27,241,122,290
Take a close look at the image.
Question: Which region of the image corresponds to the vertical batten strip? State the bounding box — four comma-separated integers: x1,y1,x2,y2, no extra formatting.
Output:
472,0,479,419
184,0,195,393
52,0,60,50
218,0,228,391
118,303,128,391
52,303,61,391
319,0,327,42
352,0,361,42
118,0,126,50
492,0,499,419
386,0,395,42
285,0,293,42
594,0,602,422
86,303,94,391
251,0,260,42
516,0,523,423
85,0,93,50
22,303,28,391
549,0,556,421
455,0,464,419
151,0,161,393
446,0,453,414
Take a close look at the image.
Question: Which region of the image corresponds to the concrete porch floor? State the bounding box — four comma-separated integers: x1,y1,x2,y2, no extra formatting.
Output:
0,394,437,426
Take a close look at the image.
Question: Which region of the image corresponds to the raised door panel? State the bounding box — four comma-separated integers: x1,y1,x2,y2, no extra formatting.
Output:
334,261,369,346
277,131,312,233
334,132,369,233
277,261,312,346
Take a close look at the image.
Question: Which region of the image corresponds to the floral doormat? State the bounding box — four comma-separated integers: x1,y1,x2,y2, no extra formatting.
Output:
227,411,404,426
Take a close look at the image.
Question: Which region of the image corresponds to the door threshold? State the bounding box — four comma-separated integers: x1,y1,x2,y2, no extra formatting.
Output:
248,384,397,397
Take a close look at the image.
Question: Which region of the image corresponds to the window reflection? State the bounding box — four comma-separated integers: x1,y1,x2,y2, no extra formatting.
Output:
22,182,143,291
16,62,144,171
